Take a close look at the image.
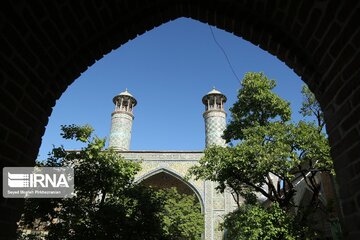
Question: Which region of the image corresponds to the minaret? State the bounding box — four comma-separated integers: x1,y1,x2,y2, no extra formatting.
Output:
109,89,137,151
202,88,227,148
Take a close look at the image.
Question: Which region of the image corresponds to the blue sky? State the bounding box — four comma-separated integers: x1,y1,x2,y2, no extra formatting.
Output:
38,17,305,160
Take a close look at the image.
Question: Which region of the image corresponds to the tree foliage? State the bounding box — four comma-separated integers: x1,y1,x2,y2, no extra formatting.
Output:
223,72,291,142
156,188,203,240
189,72,335,239
190,121,332,209
222,203,309,240
300,85,325,132
19,125,204,240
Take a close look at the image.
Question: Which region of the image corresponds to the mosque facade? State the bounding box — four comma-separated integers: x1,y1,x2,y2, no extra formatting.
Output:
108,88,237,240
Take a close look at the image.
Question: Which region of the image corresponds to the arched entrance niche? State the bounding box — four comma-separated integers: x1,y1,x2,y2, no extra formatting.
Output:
1,1,360,238
136,168,204,213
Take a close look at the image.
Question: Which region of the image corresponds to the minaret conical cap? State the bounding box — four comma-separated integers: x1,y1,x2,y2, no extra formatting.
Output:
202,87,227,104
112,88,137,106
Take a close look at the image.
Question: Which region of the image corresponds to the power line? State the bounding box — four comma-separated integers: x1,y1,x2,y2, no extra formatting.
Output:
209,25,241,83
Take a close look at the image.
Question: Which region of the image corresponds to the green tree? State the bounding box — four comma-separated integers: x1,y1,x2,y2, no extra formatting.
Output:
222,203,307,240
189,72,334,238
223,72,291,142
19,125,165,239
300,84,325,132
156,188,204,240
19,125,204,240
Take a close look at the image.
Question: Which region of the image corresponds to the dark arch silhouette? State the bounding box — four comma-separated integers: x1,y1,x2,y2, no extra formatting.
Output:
1,1,359,238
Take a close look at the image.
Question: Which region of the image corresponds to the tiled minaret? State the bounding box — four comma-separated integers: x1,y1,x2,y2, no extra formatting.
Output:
202,88,227,148
109,89,137,151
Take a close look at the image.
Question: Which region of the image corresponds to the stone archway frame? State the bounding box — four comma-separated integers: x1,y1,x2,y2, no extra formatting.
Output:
135,167,205,213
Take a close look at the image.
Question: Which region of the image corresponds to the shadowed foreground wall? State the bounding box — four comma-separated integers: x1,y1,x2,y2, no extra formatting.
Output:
1,1,360,239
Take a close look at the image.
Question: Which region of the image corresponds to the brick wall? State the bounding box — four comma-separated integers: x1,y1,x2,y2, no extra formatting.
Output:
1,1,359,238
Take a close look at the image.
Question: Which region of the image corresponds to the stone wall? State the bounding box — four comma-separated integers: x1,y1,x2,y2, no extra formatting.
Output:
121,151,237,240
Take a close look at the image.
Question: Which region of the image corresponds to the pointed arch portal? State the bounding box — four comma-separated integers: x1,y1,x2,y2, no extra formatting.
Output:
1,1,360,238
136,168,204,212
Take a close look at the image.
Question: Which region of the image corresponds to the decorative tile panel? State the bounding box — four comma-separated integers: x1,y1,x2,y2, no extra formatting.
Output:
118,151,237,239
203,110,226,147
109,112,133,150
